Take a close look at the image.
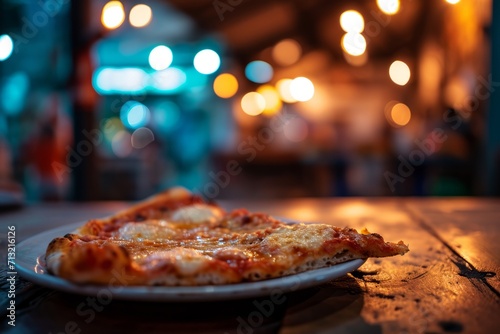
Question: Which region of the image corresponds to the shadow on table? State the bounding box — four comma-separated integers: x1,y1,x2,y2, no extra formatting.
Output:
3,275,376,334
283,274,381,333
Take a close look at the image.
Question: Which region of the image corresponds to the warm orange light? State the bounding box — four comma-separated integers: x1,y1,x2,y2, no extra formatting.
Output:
272,39,302,66
445,0,460,4
213,73,238,98
376,0,400,15
275,79,297,103
129,4,152,28
340,10,365,33
241,92,265,116
390,103,411,126
389,60,411,86
101,1,125,29
444,77,468,110
257,85,282,116
290,77,315,102
341,33,367,56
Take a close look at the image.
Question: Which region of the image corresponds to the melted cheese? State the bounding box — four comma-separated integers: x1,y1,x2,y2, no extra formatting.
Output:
117,221,176,240
116,204,224,241
142,248,210,275
170,204,223,224
263,224,333,251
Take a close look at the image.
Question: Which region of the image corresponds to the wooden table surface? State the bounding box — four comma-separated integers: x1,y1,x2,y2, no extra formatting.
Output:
0,198,499,334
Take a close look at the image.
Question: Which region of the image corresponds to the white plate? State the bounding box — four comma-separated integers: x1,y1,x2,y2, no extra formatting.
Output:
16,221,366,302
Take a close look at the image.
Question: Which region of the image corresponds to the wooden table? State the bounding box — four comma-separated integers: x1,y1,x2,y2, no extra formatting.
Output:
0,198,499,334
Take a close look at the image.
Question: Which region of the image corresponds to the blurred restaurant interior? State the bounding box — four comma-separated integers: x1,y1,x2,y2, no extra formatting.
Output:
0,0,499,202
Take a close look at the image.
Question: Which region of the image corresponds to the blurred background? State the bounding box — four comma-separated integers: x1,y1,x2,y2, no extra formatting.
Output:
0,0,499,202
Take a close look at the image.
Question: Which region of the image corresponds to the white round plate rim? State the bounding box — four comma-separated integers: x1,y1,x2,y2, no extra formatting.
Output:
16,221,366,302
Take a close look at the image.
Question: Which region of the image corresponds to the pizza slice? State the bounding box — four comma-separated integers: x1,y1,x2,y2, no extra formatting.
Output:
45,187,409,286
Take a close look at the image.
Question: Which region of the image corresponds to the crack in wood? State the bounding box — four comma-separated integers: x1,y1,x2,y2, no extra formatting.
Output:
403,204,500,299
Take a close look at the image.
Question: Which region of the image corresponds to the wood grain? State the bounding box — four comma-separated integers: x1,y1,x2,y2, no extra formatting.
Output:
405,198,500,293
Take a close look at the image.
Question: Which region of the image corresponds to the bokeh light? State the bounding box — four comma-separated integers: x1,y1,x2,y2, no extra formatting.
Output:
341,33,367,56
445,0,461,4
149,45,173,71
257,85,282,116
389,60,411,86
103,117,124,141
111,130,132,157
241,92,265,116
0,72,29,115
193,49,220,75
0,34,14,61
120,101,150,129
131,127,155,149
151,67,186,91
213,73,238,98
290,77,315,102
390,102,412,126
129,4,152,28
276,79,297,103
245,61,273,83
94,67,148,94
101,1,125,29
272,39,302,66
340,10,365,33
444,76,468,110
376,0,400,15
